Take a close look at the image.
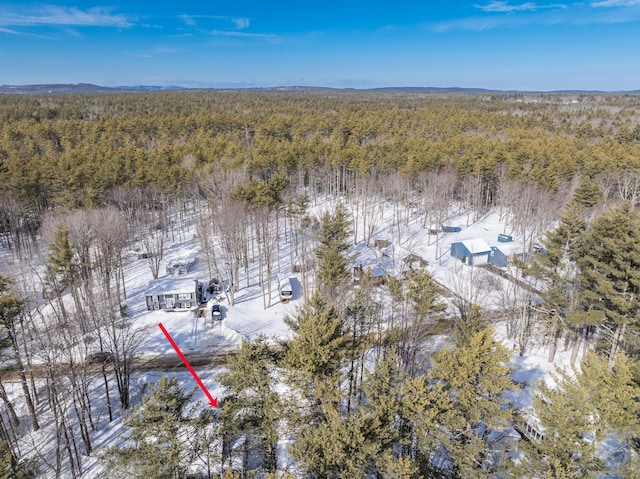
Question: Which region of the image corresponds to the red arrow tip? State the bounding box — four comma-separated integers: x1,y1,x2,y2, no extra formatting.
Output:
159,323,219,409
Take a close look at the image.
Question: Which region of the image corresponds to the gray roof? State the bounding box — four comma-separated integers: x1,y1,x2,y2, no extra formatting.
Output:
145,276,200,296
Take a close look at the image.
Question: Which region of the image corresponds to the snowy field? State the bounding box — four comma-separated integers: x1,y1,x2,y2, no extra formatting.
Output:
0,197,578,477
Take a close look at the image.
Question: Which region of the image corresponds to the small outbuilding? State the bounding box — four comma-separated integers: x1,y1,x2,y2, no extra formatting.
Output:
450,239,492,266
489,243,526,268
374,239,389,249
353,264,387,285
402,254,428,272
145,277,203,311
166,257,195,276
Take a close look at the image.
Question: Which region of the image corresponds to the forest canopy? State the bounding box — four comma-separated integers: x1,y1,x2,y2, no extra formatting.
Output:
2,90,640,213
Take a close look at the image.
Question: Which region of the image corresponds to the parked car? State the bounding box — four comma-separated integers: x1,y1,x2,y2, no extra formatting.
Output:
208,278,221,294
86,351,114,365
211,304,223,320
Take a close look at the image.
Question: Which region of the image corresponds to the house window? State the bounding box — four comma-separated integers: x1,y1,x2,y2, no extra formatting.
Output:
166,297,175,308
178,293,191,300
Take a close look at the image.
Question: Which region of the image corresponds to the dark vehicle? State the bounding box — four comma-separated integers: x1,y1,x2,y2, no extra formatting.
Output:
208,278,221,295
86,351,114,365
211,304,223,320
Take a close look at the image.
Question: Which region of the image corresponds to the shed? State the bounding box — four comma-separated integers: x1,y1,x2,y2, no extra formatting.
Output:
489,243,526,268
374,239,389,249
145,277,203,311
402,254,428,271
497,233,513,243
166,257,195,276
353,264,387,286
450,239,491,266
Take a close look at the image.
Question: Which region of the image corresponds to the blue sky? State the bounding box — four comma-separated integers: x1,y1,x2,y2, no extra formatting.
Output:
1,1,640,90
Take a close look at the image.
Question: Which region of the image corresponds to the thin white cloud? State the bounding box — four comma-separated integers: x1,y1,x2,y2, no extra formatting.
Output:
437,0,640,31
0,25,53,38
178,14,250,30
476,1,540,12
0,5,132,28
475,1,567,12
232,18,250,29
127,45,179,59
209,29,281,40
591,0,640,6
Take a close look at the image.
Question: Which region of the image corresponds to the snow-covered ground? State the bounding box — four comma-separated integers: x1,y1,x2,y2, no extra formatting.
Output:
1,197,579,477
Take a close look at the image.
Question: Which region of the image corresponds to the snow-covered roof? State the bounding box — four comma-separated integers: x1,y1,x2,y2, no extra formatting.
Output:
460,238,491,254
144,276,200,295
492,242,525,255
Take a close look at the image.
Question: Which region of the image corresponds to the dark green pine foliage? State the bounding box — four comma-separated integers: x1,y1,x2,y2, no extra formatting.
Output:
578,353,640,456
452,304,485,347
287,401,381,479
524,366,600,478
283,294,353,477
428,326,516,478
315,202,353,300
397,266,447,376
218,336,281,475
46,223,81,293
572,175,603,210
101,375,201,479
406,266,447,321
520,352,640,478
0,440,39,479
527,202,587,361
359,349,422,477
514,353,640,478
283,293,347,407
575,201,640,365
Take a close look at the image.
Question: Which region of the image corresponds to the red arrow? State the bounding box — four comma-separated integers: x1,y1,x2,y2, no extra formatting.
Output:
158,323,218,408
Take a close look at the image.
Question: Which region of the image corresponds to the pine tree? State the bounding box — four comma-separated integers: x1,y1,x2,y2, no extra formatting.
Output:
46,223,80,293
398,266,447,375
315,202,352,300
575,201,640,367
572,175,603,210
527,202,587,362
521,368,599,478
288,401,381,479
283,293,347,407
428,326,515,477
218,336,281,475
283,294,352,477
0,440,39,478
360,349,424,476
101,375,210,479
452,304,485,347
520,352,640,478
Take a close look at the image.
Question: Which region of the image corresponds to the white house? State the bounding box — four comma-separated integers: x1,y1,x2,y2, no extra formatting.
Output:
144,277,203,311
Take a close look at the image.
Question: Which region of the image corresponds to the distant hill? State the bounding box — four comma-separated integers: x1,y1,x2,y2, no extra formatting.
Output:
1,83,639,95
0,83,185,94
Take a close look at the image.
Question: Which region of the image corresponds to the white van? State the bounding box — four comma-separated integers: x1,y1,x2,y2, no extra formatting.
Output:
279,278,293,303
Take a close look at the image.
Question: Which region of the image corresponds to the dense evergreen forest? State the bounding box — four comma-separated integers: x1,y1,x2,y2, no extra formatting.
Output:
1,91,640,478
